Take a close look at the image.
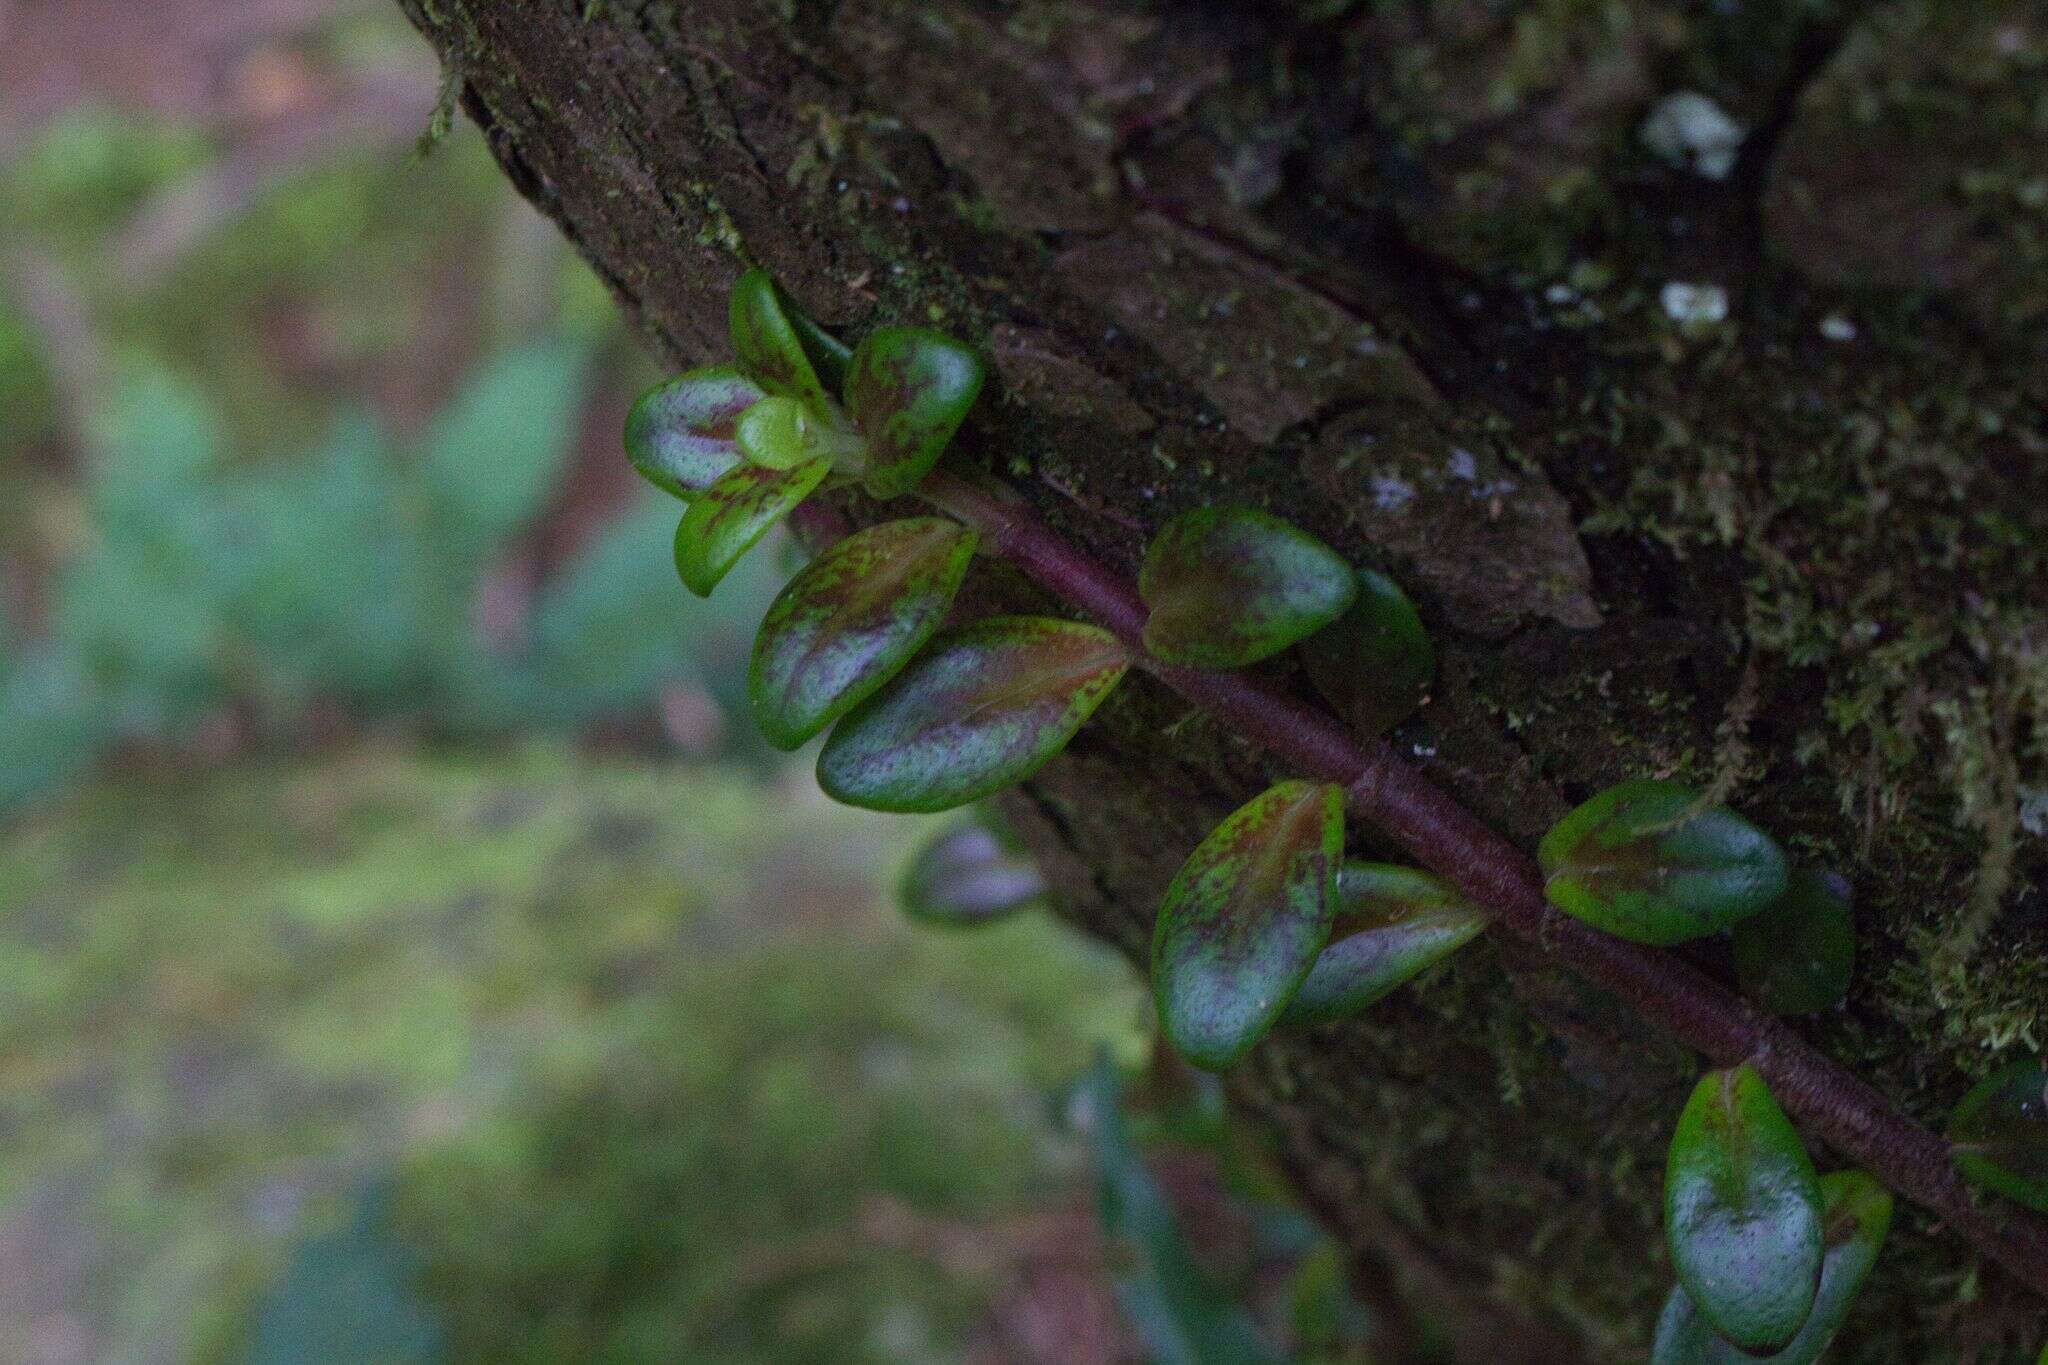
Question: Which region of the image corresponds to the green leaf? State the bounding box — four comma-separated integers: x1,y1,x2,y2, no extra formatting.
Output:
673,459,831,598
729,268,834,411
789,305,854,394
1665,1065,1825,1354
624,366,763,498
1152,781,1344,1071
1731,869,1854,1015
748,518,978,749
1538,779,1788,945
1282,863,1486,1026
734,393,865,473
896,820,1047,926
1071,1051,1287,1365
816,616,1128,812
1298,569,1433,736
419,337,589,555
1946,1057,2048,1212
1652,1171,1892,1365
843,326,985,500
1139,507,1357,669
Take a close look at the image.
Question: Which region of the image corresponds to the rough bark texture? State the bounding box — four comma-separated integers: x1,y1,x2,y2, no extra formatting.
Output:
398,2,2047,1359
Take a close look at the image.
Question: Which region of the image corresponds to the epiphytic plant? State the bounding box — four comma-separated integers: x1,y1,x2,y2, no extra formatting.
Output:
624,269,2048,1350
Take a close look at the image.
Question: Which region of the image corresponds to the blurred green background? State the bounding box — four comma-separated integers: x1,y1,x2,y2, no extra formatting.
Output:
0,5,1366,1361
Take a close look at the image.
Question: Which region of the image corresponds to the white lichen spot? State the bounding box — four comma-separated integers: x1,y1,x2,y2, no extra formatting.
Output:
1371,474,1416,511
1661,281,1729,326
2021,785,2048,839
1447,447,1478,482
1819,313,1858,342
1639,91,1745,181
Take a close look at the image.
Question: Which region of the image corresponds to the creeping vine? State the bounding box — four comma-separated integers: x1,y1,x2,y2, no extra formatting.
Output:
626,270,2048,1356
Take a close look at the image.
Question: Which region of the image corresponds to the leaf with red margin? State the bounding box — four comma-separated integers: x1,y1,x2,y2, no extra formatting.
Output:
1152,781,1344,1071
843,326,985,500
623,367,764,499
816,616,1128,812
1139,506,1356,669
672,458,830,598
748,518,979,750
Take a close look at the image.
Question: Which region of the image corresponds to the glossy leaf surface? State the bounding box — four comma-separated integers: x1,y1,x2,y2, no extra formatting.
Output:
816,616,1128,812
843,327,985,500
1731,869,1854,1015
623,366,763,499
728,268,833,411
1153,782,1343,1071
672,458,830,598
1298,569,1434,736
1538,779,1788,945
896,820,1046,927
748,518,978,750
1652,1171,1892,1365
1947,1058,2048,1212
1139,507,1356,669
1282,863,1486,1026
1665,1065,1824,1354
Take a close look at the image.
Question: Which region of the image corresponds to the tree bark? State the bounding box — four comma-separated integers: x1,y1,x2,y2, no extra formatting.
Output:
397,2,2047,1359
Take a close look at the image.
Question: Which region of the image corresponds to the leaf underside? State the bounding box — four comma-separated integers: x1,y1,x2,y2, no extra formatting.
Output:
1731,868,1854,1015
1298,568,1434,737
896,820,1047,926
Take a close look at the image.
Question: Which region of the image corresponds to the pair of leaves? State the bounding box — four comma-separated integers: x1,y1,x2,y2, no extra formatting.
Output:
1139,507,1356,669
817,616,1129,813
1947,1057,2048,1212
1152,782,1345,1071
1283,864,1487,1026
897,819,1047,927
1539,779,1789,945
1731,869,1854,1015
1665,1065,1825,1354
1653,1171,1891,1365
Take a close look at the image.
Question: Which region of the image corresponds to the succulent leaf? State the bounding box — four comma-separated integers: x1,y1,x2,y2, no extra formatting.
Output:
1139,506,1356,669
816,616,1128,812
728,268,834,411
1298,569,1434,736
1282,863,1486,1026
623,367,764,499
672,458,831,598
1652,1171,1891,1365
1664,1065,1825,1354
1538,779,1788,945
843,326,986,500
748,518,978,750
896,819,1047,927
1731,869,1855,1015
1947,1057,2048,1212
1152,781,1344,1071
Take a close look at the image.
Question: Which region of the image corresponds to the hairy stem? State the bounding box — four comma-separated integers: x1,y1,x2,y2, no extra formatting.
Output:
918,467,2048,1302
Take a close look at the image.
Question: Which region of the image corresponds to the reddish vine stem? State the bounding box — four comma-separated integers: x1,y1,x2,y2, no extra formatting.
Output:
918,468,2048,1301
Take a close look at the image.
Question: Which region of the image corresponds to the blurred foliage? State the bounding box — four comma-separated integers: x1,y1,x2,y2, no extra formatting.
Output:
0,743,1145,1362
